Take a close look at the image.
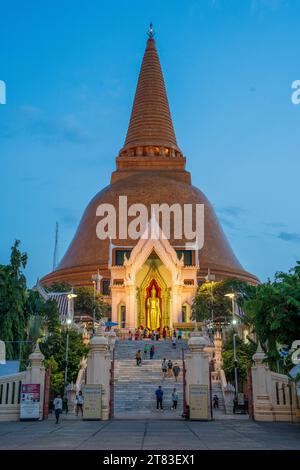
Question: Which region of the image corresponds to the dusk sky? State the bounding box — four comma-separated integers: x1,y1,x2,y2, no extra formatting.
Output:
1,0,299,286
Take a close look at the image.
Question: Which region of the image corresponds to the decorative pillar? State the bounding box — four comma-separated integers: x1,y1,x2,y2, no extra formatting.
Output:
125,284,136,329
172,284,182,325
86,328,111,420
186,326,211,419
25,342,45,420
214,330,223,372
251,343,274,422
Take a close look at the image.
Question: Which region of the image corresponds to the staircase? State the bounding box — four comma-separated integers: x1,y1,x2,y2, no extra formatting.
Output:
113,339,187,418
211,381,226,416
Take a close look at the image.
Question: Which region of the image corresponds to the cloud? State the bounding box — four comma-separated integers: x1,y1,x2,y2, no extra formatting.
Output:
216,206,247,218
219,217,238,230
277,232,300,243
265,222,286,228
251,0,284,12
2,105,88,145
54,208,79,227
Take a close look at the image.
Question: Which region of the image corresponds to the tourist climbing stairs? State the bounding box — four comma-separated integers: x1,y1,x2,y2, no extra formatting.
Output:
113,339,188,418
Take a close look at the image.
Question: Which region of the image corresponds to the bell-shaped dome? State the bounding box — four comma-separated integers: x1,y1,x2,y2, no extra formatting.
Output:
41,29,258,287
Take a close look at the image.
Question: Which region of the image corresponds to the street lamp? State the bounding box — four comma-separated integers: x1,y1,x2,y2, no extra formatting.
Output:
225,292,239,399
64,290,77,393
92,271,102,334
205,270,216,328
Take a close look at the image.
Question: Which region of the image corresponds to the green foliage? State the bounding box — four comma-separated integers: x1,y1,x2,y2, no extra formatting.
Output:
222,331,257,384
48,282,72,293
43,356,64,396
41,328,88,394
243,262,300,371
74,286,108,320
0,240,29,359
191,278,251,324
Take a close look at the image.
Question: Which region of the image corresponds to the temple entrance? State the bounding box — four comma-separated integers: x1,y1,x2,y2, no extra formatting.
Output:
136,251,171,330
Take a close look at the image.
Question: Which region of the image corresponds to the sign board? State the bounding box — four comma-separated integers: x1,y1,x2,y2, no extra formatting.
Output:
83,384,102,420
189,384,209,420
20,384,40,420
238,393,245,405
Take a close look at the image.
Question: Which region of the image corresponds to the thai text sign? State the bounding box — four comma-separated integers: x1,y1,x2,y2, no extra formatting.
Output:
20,384,40,420
189,384,209,420
83,384,102,420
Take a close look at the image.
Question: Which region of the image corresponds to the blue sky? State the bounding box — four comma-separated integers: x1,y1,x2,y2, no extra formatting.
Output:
0,0,299,286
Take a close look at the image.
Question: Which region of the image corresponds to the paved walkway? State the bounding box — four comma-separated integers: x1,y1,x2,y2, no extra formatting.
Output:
0,419,299,450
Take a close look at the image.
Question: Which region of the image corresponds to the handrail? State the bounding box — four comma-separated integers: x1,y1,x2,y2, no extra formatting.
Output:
109,348,115,419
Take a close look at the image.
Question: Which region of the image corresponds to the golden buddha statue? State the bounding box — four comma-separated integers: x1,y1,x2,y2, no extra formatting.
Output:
147,286,161,330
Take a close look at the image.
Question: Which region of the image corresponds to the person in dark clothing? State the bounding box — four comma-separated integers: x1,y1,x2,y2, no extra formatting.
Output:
136,350,142,366
63,396,68,414
172,363,181,382
213,394,219,409
155,386,164,410
150,345,155,359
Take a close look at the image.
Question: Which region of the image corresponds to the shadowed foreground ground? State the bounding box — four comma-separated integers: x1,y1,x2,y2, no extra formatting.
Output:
0,418,299,450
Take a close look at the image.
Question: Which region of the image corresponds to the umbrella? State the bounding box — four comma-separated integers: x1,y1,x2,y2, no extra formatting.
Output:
289,363,300,378
104,321,119,327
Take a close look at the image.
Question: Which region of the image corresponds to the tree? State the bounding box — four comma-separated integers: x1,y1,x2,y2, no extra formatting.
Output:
191,278,250,324
243,262,300,372
222,331,257,385
0,240,28,359
40,328,89,394
74,286,108,321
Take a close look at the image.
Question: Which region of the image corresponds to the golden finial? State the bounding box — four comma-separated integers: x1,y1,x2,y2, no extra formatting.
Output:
148,22,155,39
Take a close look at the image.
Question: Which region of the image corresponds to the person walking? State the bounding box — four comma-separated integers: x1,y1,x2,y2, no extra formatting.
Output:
143,344,149,359
161,358,167,378
178,329,182,341
150,345,155,359
136,349,142,366
76,390,84,417
172,363,181,382
167,359,173,377
63,395,68,414
155,386,164,410
171,388,178,410
172,335,177,349
162,326,167,340
53,394,63,424
213,394,219,409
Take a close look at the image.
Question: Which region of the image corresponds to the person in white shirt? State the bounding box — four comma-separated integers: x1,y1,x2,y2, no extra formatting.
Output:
76,390,84,417
53,394,63,424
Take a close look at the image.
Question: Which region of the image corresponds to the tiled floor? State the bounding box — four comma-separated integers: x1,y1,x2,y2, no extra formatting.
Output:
0,418,299,450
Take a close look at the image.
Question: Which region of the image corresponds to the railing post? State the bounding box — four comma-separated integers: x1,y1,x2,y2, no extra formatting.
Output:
109,349,115,419
182,348,187,417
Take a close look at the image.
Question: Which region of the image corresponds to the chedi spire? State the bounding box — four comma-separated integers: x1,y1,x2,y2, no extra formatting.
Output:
119,24,182,159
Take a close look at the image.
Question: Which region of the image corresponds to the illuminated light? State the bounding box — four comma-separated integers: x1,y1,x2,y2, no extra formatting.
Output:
225,293,235,299
67,293,77,299
66,318,72,325
232,319,237,325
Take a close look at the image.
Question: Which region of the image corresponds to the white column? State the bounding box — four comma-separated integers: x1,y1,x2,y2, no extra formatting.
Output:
86,328,110,420
125,284,136,329
186,328,211,419
251,343,274,422
25,342,45,420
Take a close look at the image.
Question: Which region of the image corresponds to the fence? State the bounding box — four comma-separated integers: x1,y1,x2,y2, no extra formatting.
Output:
0,372,26,421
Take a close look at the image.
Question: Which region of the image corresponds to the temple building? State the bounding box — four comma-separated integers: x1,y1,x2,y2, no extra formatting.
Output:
41,28,258,330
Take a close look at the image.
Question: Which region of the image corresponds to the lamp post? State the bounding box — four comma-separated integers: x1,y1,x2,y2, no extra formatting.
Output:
92,271,102,334
204,269,216,337
64,290,77,393
225,292,239,399
92,280,96,334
